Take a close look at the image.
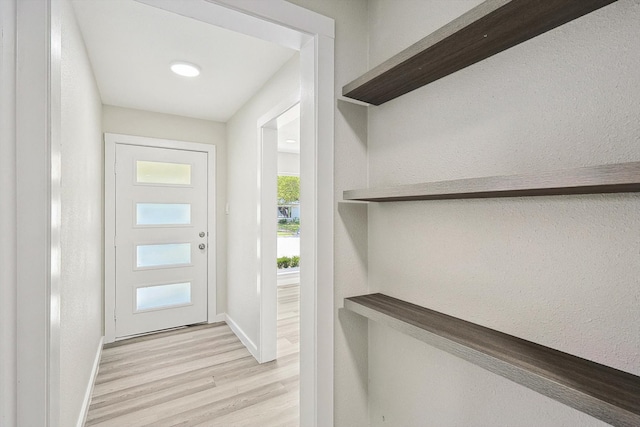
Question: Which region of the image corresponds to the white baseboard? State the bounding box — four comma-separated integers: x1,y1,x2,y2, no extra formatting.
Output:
225,314,259,362
77,336,104,427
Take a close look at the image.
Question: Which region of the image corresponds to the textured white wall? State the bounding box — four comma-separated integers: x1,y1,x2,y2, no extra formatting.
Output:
60,1,104,425
366,1,640,426
102,105,228,314
226,55,300,351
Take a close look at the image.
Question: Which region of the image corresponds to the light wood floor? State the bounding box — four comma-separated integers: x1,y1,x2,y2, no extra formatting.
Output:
85,284,300,426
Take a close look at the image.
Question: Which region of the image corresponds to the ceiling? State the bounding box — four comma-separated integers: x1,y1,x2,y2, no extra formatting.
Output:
71,0,297,122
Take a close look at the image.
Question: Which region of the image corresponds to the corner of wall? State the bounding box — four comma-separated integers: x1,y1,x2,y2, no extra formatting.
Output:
225,314,259,362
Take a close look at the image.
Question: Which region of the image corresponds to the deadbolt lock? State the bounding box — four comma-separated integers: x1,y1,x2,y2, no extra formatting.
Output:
199,232,206,238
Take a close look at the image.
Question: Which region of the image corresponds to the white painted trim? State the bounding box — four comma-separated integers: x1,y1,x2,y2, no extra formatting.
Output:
105,132,220,152
257,91,301,127
104,135,117,343
298,37,319,425
257,91,301,365
0,0,18,424
16,0,62,425
76,337,104,427
312,34,335,427
205,142,218,327
225,314,259,362
258,125,279,364
104,133,217,343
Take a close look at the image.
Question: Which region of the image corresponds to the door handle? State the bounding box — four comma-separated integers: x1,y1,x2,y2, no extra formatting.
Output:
198,243,206,250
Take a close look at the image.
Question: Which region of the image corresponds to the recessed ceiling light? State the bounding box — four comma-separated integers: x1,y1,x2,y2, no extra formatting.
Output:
286,139,296,144
170,61,201,77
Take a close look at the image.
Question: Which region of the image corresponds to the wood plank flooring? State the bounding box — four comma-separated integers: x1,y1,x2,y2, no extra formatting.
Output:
86,284,300,426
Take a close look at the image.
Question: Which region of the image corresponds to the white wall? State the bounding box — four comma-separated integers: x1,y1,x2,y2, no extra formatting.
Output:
102,105,228,315
0,0,17,425
60,1,103,425
226,55,300,352
366,1,640,426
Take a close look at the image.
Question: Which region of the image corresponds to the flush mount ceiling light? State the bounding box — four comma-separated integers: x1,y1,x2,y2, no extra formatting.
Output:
286,139,296,144
170,61,201,77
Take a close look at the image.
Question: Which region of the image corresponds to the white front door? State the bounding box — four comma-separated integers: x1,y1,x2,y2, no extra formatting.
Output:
114,143,209,338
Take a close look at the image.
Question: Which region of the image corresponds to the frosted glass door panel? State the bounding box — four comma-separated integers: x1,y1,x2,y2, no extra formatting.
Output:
136,161,191,185
136,243,191,268
136,282,191,311
136,203,191,225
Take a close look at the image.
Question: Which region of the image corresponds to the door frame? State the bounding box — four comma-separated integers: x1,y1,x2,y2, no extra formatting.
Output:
104,133,218,343
9,0,62,425
134,2,335,425
257,92,300,364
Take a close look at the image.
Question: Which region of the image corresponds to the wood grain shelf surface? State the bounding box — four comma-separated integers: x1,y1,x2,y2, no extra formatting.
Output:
343,161,640,202
345,293,640,427
342,0,618,105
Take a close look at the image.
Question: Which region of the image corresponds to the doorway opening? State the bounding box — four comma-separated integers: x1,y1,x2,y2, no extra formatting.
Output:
17,1,334,426
276,104,301,362
257,94,299,364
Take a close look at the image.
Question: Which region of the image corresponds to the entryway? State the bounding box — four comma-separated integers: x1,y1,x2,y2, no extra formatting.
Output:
105,133,218,342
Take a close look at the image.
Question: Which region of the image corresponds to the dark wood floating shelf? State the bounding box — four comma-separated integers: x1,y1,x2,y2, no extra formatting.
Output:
343,161,640,202
342,0,619,105
345,293,640,426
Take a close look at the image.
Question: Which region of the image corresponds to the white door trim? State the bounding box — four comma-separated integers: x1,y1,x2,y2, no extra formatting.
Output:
257,91,301,364
11,0,62,425
300,35,336,427
134,2,335,426
104,133,218,343
1,1,18,424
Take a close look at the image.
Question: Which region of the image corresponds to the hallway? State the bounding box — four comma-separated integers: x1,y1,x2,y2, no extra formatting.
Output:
85,284,300,426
